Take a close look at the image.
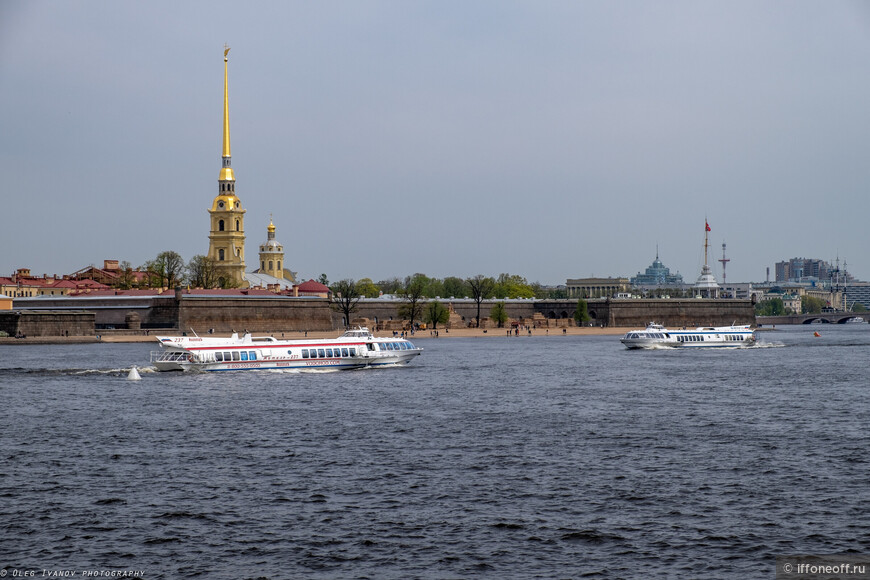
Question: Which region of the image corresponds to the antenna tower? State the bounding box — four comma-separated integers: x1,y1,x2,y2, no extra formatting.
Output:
718,241,730,286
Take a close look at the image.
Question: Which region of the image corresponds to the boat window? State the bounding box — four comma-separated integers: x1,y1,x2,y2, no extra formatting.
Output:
224,351,231,360
325,348,333,357
232,351,240,361
241,352,248,361
318,349,325,358
215,352,223,361
250,351,256,360
407,342,415,349
342,348,349,357
301,349,308,358
349,348,356,356
310,349,317,359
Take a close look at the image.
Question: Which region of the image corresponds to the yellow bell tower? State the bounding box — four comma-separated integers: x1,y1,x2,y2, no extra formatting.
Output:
207,45,247,288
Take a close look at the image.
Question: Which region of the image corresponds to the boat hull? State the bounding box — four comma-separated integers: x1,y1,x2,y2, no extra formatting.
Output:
150,328,422,372
152,351,420,372
621,323,756,349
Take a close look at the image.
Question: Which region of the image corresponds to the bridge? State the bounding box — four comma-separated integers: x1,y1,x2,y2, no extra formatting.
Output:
757,313,865,325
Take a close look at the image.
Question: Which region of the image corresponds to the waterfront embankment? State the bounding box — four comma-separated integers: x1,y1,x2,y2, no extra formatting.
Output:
0,326,632,344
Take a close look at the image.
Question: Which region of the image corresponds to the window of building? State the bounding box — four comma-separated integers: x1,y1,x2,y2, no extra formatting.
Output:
219,220,225,231
219,249,225,261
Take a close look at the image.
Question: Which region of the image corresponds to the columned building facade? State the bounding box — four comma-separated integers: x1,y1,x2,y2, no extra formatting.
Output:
566,277,630,299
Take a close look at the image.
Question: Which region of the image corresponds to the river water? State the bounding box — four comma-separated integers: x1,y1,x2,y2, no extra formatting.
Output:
2,325,869,579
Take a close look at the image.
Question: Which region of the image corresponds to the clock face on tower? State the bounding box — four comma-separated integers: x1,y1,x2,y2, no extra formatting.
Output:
218,201,225,209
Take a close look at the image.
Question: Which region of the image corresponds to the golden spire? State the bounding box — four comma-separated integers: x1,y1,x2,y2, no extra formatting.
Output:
219,44,234,181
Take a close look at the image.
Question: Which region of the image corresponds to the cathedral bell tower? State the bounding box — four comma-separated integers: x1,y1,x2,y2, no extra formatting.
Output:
259,218,284,279
207,45,247,288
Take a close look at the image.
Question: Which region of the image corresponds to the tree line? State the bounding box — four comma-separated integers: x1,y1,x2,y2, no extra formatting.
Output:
126,253,569,299
755,295,867,316
329,273,590,330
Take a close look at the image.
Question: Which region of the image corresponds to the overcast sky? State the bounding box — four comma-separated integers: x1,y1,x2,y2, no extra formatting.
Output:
3,1,870,285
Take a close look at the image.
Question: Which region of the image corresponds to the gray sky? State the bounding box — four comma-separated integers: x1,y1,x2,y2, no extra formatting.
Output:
3,1,870,285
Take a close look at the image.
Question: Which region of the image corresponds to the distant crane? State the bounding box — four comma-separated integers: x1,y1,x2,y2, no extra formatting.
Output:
718,242,730,287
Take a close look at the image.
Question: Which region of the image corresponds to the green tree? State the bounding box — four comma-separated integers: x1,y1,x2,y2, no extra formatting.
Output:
398,274,427,329
187,255,219,289
801,296,827,314
532,282,567,299
116,260,137,290
467,274,495,328
145,250,185,289
755,297,784,316
377,277,403,295
574,298,590,326
442,276,468,299
423,300,450,329
426,277,445,299
851,302,867,313
493,273,535,299
318,273,330,286
330,279,362,326
357,277,381,298
490,301,508,328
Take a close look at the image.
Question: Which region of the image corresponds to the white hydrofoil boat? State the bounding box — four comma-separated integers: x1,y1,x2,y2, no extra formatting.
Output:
621,322,756,349
150,327,422,371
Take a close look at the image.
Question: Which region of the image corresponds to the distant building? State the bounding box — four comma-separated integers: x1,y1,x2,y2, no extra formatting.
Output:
630,252,684,286
70,260,148,288
293,279,331,298
566,277,630,299
0,268,109,297
845,283,870,311
775,257,855,284
247,218,297,291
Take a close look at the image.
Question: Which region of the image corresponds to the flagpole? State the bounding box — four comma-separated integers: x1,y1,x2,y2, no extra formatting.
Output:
704,220,709,268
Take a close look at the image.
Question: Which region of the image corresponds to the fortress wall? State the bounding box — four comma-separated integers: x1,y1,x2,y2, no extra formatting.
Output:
0,311,95,337
177,297,334,333
7,296,757,335
598,299,756,328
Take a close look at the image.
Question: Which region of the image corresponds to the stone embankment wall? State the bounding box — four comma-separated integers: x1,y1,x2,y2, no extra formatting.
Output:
7,296,756,335
177,297,334,333
590,299,756,328
0,310,95,337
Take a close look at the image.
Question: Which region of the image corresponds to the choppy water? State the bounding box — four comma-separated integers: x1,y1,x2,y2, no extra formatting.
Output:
2,325,870,579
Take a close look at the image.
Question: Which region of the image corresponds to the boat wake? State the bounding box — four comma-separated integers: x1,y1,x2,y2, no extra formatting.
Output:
752,341,785,349
0,366,159,378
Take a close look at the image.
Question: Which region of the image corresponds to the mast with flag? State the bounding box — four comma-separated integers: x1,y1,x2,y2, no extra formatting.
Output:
704,219,711,268
693,218,720,298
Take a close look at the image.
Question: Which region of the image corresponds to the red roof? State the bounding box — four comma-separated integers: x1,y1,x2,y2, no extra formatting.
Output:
295,279,330,293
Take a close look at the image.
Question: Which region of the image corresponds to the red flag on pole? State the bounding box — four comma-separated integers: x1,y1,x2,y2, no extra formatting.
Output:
705,221,711,232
